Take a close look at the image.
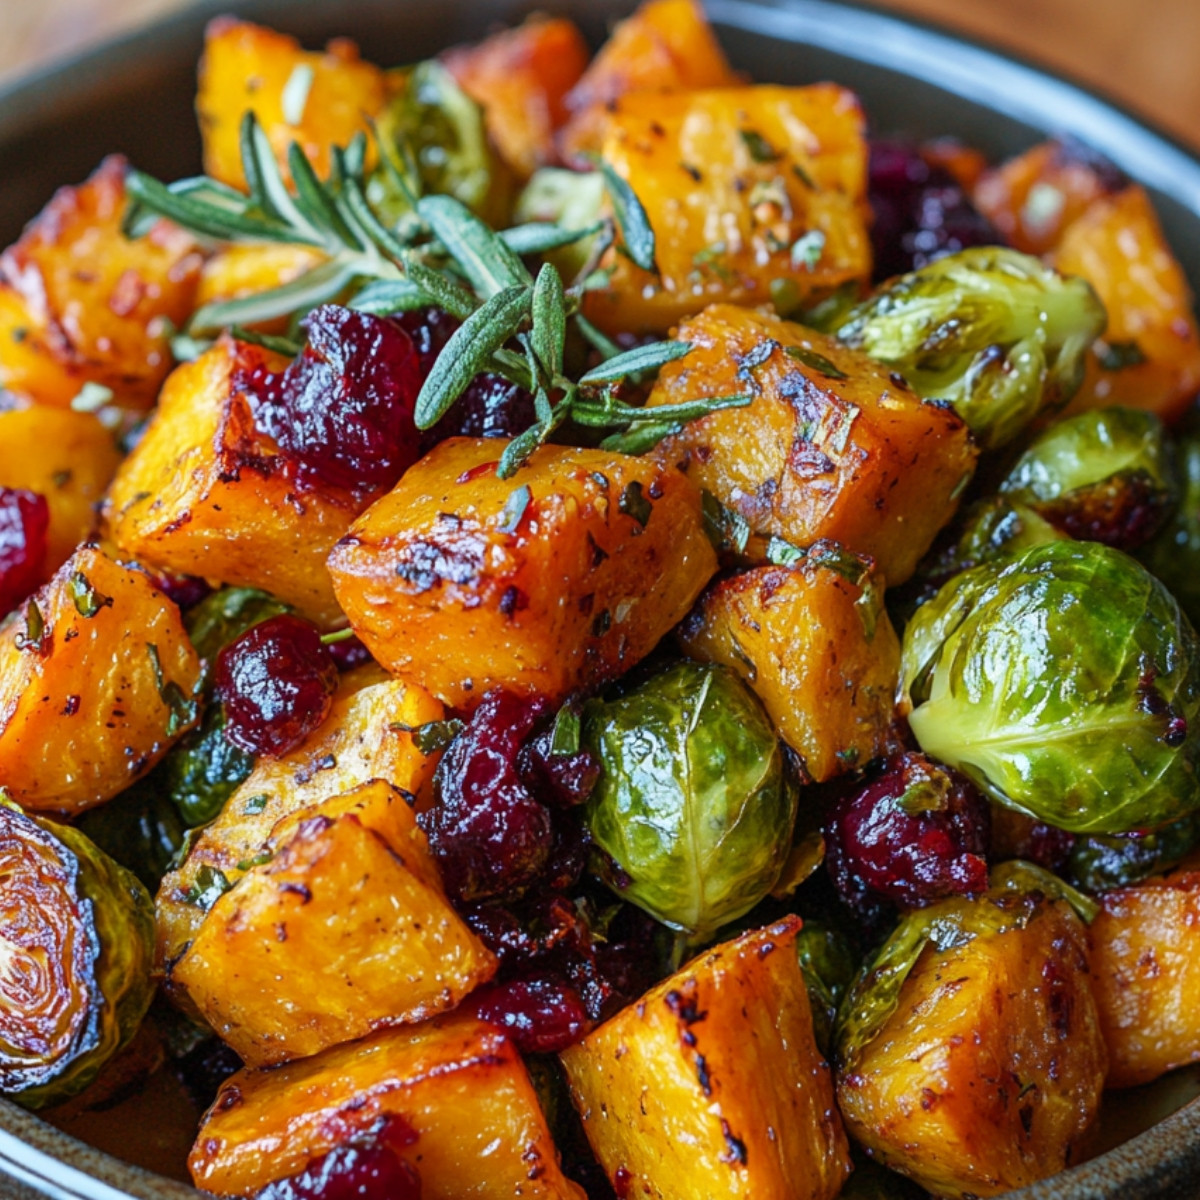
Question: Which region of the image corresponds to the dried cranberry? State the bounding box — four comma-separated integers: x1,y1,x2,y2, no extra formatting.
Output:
215,614,338,757
824,752,991,911
325,631,374,672
518,725,600,808
255,1116,421,1200
868,140,1002,280
990,806,1075,871
131,565,212,611
242,305,422,495
470,973,589,1054
172,1037,243,1113
420,690,555,902
0,487,48,615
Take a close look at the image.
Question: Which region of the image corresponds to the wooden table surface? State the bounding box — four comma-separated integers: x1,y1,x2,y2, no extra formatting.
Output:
1,0,1198,149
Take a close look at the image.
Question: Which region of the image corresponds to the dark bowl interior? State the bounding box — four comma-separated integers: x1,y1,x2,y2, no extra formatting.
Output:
3,1,1200,1196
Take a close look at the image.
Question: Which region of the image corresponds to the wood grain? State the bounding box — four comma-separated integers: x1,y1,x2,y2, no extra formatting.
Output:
0,0,1197,148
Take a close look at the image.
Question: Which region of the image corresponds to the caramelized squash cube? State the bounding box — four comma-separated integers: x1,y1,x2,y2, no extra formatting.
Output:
0,404,120,575
328,437,716,709
560,917,850,1200
0,546,201,814
677,557,900,781
559,0,738,161
649,305,976,584
1053,185,1200,423
189,1014,585,1199
1089,856,1200,1087
583,86,871,334
169,780,496,1067
193,244,330,335
0,156,202,409
104,336,367,626
443,17,590,179
156,665,442,972
197,19,388,190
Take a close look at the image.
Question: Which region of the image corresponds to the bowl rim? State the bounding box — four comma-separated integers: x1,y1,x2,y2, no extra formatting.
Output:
1,1,1199,1197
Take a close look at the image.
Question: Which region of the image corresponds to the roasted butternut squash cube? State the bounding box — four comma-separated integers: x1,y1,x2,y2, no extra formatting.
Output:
169,780,495,1067
194,244,330,335
328,437,716,709
104,336,367,626
583,86,871,335
0,545,201,814
1053,186,1200,423
189,1014,585,1199
677,555,900,781
156,665,442,972
0,404,120,575
559,0,739,161
974,139,1121,257
0,156,202,410
560,917,850,1200
197,18,388,190
1089,856,1200,1087
443,17,589,179
837,889,1107,1198
649,305,976,585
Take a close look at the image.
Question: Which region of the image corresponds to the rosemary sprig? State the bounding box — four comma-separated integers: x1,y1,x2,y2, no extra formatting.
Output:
123,110,749,475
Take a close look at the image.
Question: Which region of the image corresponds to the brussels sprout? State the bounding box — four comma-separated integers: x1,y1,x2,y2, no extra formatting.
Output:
514,167,606,282
76,778,186,891
1140,405,1200,626
0,798,154,1109
795,920,859,1054
1068,813,1200,893
185,587,292,691
902,540,1200,834
832,247,1106,449
835,860,1096,1073
160,704,255,827
581,660,798,942
1000,407,1177,550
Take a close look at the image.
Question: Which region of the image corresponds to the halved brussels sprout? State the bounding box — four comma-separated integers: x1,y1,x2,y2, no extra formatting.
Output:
901,540,1200,834
513,166,606,280
76,778,186,891
832,247,1106,449
1000,407,1177,550
1140,405,1200,626
1068,813,1200,893
796,920,859,1054
581,660,798,942
0,798,155,1109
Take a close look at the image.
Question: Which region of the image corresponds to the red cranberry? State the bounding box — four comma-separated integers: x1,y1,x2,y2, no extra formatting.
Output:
128,564,212,611
421,690,554,903
469,973,589,1054
518,723,600,808
242,305,422,495
868,140,1002,280
255,1116,420,1200
215,614,338,757
824,752,991,911
0,487,48,615
325,631,374,672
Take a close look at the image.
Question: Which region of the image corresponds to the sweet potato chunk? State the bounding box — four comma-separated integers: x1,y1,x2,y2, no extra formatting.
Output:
583,86,871,335
193,244,330,335
0,156,202,409
0,545,201,814
649,305,976,584
168,780,495,1067
560,917,850,1200
1053,186,1200,423
329,437,716,709
189,1014,585,1199
837,890,1107,1197
104,336,366,626
559,0,738,161
197,18,388,189
443,17,589,179
0,405,120,575
1089,856,1200,1087
156,665,442,972
677,556,900,781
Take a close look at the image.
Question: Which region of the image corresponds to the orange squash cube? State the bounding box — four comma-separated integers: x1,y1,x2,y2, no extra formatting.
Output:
168,780,496,1067
193,244,331,335
648,304,977,585
583,86,871,335
104,336,369,627
0,156,202,410
443,17,590,179
197,19,388,190
0,545,201,815
560,917,851,1200
328,437,716,709
189,1014,585,1199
